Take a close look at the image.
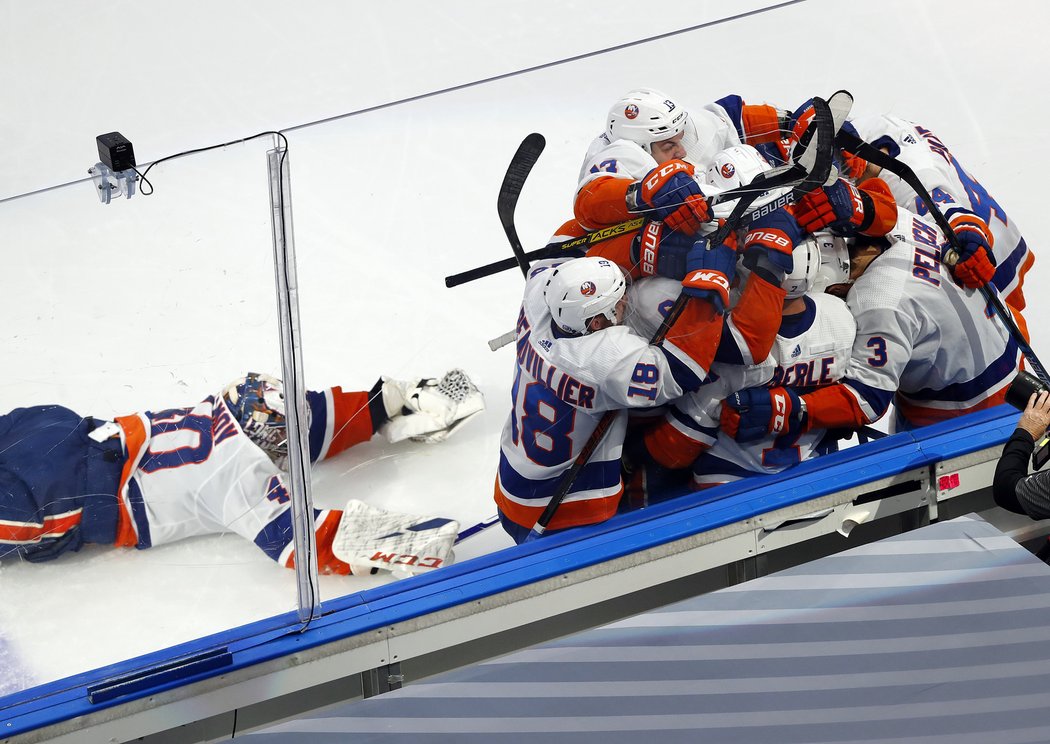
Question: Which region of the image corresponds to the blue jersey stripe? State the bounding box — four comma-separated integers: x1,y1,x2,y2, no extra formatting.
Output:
498,453,620,503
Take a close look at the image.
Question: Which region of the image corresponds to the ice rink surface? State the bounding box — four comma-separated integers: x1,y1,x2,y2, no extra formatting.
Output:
2,0,1049,694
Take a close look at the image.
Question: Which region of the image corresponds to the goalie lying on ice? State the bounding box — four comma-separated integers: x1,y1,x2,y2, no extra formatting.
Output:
0,370,484,576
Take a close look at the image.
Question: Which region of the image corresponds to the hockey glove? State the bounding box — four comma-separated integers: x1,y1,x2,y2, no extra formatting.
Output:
379,369,485,443
630,159,711,235
742,209,803,282
945,207,997,288
794,178,869,234
681,233,737,314
720,386,806,443
631,220,696,278
783,99,821,159
837,121,869,180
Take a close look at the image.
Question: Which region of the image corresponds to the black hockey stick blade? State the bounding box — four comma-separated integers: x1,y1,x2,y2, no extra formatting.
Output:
523,96,841,543
836,126,1049,384
498,133,546,279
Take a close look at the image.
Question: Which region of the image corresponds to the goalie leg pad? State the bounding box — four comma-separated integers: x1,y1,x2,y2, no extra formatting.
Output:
332,500,460,578
380,369,485,443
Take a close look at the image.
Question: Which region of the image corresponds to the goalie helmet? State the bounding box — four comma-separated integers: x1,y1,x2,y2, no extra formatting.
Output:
607,88,689,153
704,145,771,191
544,257,627,335
222,372,289,466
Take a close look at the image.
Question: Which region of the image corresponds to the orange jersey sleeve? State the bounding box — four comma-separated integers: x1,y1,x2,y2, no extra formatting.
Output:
857,177,899,237
574,176,634,229
740,103,784,145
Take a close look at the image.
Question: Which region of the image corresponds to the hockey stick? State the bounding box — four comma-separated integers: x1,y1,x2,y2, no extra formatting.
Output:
522,93,847,543
455,514,500,544
447,156,828,289
498,133,547,279
835,129,1050,385
446,219,643,288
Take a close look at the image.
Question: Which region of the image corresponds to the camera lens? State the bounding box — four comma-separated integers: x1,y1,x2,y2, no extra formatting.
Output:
1005,371,1049,411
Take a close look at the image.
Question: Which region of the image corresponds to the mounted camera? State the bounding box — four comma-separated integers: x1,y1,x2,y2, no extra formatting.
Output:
1006,370,1050,470
89,132,138,204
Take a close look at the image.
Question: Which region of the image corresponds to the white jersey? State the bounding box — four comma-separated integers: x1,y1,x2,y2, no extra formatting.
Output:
840,210,1020,427
115,389,347,567
495,262,713,531
852,113,1033,310
625,274,775,453
693,292,856,485
576,103,745,194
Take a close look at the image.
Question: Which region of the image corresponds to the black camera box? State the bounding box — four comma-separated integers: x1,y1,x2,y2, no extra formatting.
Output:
96,132,136,172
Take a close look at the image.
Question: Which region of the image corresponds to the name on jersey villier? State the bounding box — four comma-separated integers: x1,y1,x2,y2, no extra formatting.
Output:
516,309,597,408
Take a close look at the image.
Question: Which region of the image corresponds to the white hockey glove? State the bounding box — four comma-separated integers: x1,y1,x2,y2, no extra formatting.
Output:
331,500,459,578
379,369,485,444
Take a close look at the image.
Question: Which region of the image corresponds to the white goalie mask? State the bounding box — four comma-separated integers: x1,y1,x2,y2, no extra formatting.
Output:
544,257,627,335
607,88,689,154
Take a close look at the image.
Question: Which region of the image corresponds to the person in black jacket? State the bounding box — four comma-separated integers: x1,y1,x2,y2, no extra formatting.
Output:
993,390,1050,520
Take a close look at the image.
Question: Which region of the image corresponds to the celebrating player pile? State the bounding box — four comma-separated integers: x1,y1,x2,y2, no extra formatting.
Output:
492,87,1032,542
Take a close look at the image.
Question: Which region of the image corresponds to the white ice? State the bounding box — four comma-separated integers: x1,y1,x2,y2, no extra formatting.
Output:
2,0,1049,695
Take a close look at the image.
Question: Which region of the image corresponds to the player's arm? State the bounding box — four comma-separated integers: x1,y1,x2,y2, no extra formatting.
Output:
307,372,484,460
707,94,783,146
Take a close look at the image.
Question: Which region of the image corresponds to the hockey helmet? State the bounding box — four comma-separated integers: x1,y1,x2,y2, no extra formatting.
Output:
222,372,290,466
544,257,627,335
607,88,689,153
813,232,851,292
781,234,825,299
705,145,771,192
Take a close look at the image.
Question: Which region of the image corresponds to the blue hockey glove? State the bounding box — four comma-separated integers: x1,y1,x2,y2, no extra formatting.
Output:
681,232,738,313
945,207,996,288
795,178,869,234
720,386,806,443
632,159,711,235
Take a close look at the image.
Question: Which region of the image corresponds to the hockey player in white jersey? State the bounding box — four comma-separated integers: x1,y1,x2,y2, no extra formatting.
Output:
494,240,737,543
571,88,804,240
851,112,1033,337
0,371,483,575
723,208,1021,441
699,233,856,486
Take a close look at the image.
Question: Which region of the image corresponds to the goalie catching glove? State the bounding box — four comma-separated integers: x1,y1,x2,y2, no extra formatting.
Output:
332,500,459,578
379,369,485,443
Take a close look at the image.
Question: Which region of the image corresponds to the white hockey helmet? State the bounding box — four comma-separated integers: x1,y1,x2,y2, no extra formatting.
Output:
544,257,627,335
813,232,851,292
781,235,824,299
607,88,689,153
705,145,771,191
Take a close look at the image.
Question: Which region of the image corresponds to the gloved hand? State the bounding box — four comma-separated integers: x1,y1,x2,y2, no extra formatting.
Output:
837,121,869,180
782,99,823,159
720,386,806,443
945,207,996,288
742,208,803,279
794,178,868,233
681,231,738,313
632,159,711,235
